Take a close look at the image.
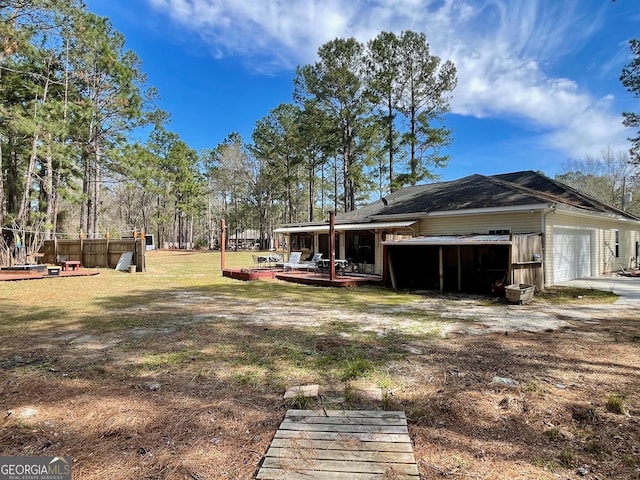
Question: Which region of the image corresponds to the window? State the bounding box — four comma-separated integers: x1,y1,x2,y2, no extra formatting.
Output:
291,233,313,251
488,229,510,235
615,230,620,258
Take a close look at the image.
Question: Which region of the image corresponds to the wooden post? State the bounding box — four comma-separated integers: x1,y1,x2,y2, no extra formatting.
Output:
329,211,336,281
457,246,462,292
79,229,84,266
106,231,110,268
140,229,146,272
508,234,514,286
220,219,227,272
387,249,397,291
133,230,137,271
439,246,444,293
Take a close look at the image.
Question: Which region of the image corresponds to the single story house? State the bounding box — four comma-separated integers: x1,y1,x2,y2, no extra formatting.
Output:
274,171,640,292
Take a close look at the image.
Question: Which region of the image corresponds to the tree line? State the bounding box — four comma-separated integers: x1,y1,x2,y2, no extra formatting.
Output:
1,0,457,262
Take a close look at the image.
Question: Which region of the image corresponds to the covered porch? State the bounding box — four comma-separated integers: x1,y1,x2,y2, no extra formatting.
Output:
274,220,417,277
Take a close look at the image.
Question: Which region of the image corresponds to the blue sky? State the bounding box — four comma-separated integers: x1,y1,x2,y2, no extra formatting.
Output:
85,0,639,181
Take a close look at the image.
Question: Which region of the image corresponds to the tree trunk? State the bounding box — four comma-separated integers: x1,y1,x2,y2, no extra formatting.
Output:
0,136,4,230
387,95,394,193
286,154,293,223
308,162,314,222
17,129,40,227
80,151,89,235
92,143,101,238
18,57,51,228
52,167,61,237
44,134,54,239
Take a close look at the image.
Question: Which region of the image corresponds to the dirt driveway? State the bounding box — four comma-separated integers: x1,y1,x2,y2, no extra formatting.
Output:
147,282,639,339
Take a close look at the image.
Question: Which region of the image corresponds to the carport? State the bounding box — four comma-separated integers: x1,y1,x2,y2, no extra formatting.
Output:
383,235,513,293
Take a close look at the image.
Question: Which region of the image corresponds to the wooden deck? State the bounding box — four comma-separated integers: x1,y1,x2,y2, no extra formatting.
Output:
223,268,278,281
257,409,419,479
223,268,383,287
0,267,100,282
275,271,383,287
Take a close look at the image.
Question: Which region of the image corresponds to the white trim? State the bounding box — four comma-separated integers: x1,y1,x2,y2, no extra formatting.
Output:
424,204,551,217
274,220,416,234
371,203,551,220
382,234,512,246
554,204,640,224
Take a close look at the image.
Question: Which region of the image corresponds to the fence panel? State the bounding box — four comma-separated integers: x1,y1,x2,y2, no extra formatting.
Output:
40,239,145,271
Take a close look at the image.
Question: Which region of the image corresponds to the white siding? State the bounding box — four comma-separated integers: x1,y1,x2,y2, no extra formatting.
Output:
545,211,640,286
418,212,542,236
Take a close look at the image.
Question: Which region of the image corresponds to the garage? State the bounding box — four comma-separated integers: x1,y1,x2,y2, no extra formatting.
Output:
553,228,592,283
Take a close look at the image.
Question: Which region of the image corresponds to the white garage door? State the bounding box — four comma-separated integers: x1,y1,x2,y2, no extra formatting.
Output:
553,228,592,283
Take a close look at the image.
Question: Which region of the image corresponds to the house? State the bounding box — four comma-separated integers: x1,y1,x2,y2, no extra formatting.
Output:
274,171,640,292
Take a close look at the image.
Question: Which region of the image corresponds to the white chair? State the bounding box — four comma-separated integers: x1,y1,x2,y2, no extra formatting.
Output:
307,253,323,271
282,252,303,271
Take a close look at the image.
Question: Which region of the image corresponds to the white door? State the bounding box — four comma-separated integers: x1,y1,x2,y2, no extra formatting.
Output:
553,228,592,283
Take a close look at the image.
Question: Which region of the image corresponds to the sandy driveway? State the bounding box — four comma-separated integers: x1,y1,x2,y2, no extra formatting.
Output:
151,285,638,339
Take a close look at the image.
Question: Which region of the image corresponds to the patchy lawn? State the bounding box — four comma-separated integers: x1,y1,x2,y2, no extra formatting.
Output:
0,250,638,479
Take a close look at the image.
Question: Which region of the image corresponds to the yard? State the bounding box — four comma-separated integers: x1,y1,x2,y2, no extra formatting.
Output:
0,250,638,479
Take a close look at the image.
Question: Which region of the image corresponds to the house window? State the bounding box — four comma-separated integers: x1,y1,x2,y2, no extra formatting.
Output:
488,229,510,235
615,230,619,258
291,233,313,251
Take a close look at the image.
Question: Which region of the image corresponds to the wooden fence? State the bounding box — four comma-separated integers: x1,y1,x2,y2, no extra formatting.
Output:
40,238,146,272
511,233,544,291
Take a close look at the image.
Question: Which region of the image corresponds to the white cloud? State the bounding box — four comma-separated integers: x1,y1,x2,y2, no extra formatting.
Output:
147,0,632,157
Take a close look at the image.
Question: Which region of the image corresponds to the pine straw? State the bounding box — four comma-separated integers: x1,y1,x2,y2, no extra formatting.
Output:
0,258,638,479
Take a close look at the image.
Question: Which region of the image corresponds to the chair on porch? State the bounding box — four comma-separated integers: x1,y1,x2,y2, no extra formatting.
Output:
306,253,323,272
281,251,303,271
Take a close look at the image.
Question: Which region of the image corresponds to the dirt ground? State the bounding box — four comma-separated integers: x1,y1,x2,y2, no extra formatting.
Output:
1,281,639,479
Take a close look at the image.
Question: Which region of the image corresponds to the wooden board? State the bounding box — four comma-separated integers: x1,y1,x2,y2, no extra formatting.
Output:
257,410,419,479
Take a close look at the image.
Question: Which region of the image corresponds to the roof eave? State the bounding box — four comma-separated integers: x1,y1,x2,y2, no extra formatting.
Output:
554,204,640,223
371,203,551,220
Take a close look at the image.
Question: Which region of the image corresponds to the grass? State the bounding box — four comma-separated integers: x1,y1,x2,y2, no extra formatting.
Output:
606,393,628,415
0,249,638,480
558,448,574,468
537,286,618,304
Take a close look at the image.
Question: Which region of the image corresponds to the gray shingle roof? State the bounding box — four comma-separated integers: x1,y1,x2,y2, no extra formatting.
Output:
335,170,639,223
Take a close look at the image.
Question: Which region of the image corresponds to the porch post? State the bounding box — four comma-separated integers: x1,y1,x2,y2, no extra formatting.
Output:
457,245,462,292
220,219,226,272
329,211,336,280
439,246,444,293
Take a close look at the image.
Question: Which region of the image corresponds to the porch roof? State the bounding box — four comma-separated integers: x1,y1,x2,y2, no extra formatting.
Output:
382,234,512,246
274,220,416,234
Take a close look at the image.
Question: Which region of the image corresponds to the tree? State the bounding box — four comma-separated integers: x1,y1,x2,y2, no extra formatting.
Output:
556,148,639,215
621,38,640,165
67,9,160,238
0,0,81,262
252,103,303,223
294,37,373,212
297,100,338,220
208,133,254,246
396,31,456,189
365,31,403,194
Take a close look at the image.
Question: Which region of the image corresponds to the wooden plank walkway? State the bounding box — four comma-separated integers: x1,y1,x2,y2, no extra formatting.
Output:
257,409,419,479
